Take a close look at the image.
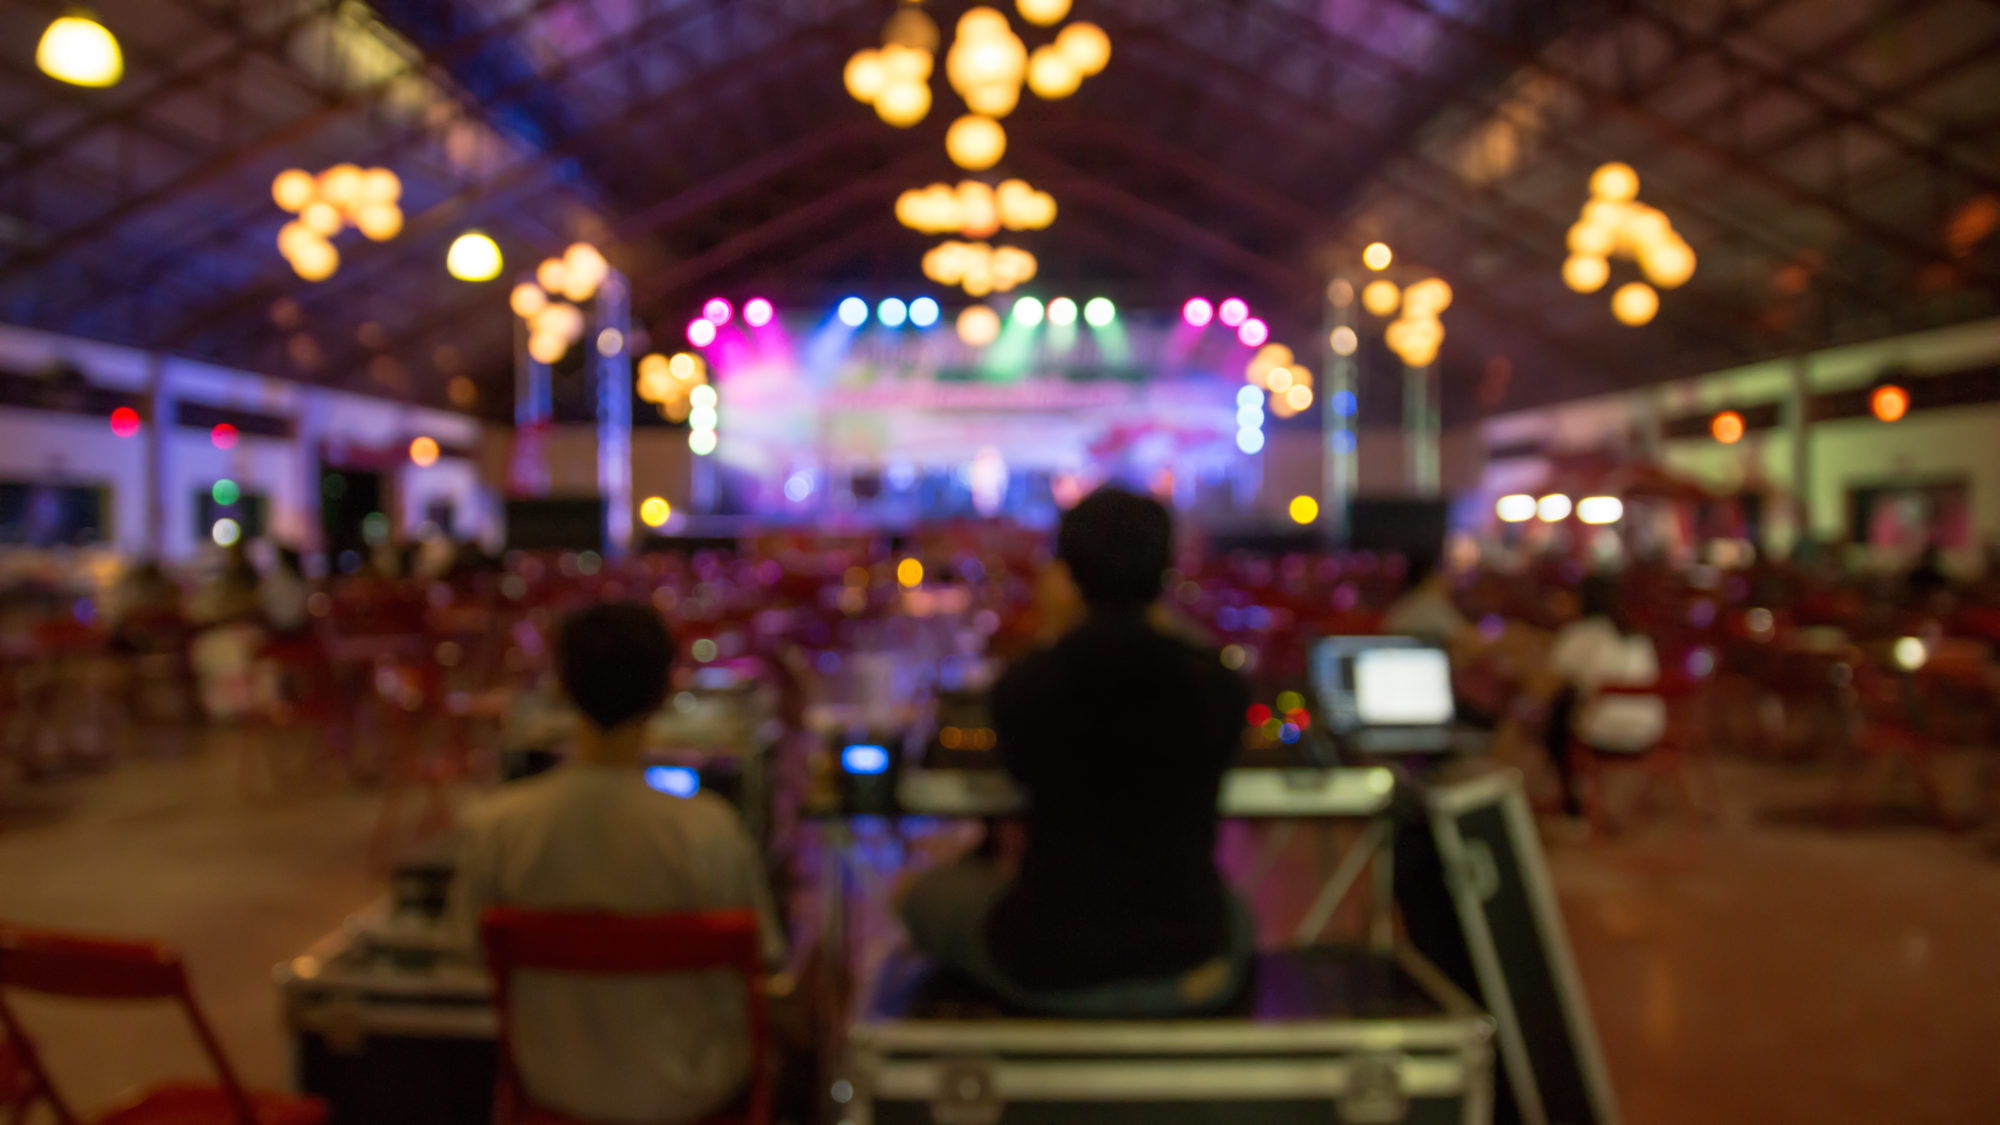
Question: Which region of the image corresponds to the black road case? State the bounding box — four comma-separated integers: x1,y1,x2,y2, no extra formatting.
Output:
843,944,1494,1125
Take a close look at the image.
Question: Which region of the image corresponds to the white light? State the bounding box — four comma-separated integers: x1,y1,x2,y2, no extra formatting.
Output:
445,231,503,282
1236,386,1264,409
1893,636,1928,672
596,328,624,356
37,16,123,88
689,384,718,409
689,430,718,456
784,472,814,503
1236,428,1266,454
1083,297,1116,327
1237,404,1265,428
1047,296,1078,326
909,296,940,327
1496,494,1538,523
838,297,869,327
1577,496,1624,525
1537,494,1572,522
878,297,909,327
1330,326,1358,356
689,405,719,430
211,518,242,547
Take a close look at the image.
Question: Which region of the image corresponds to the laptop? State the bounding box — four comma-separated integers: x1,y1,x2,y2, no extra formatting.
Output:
1310,635,1458,755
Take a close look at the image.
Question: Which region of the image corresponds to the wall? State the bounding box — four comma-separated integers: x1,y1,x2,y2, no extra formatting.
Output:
0,324,495,561
1476,316,2000,565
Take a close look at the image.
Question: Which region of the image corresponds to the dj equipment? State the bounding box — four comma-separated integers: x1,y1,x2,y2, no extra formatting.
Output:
1310,636,1459,756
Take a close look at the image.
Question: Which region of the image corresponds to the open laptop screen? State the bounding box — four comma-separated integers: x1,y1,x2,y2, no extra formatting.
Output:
1354,646,1455,727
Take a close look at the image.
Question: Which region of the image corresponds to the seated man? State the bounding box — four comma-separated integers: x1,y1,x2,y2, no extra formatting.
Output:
450,603,781,1123
901,487,1252,1016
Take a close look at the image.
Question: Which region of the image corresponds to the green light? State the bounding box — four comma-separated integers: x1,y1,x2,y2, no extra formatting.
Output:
1046,297,1077,326
1084,297,1117,327
212,479,240,506
1012,296,1045,326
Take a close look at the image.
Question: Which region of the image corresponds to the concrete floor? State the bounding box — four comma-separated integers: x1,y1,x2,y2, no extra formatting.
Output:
3,746,1999,1122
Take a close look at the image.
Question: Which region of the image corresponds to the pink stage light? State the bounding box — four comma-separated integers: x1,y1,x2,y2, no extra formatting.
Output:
1182,297,1214,328
702,298,733,326
1218,298,1249,327
743,298,775,327
687,318,718,347
109,407,141,438
1237,317,1269,347
211,422,239,450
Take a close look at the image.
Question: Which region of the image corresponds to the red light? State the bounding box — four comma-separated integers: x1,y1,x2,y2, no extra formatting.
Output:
211,423,239,450
1246,704,1271,726
109,407,140,438
1286,708,1310,730
1870,384,1908,423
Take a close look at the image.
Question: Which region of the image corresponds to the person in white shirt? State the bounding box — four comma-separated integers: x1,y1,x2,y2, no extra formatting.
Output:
1540,575,1666,817
449,603,783,1123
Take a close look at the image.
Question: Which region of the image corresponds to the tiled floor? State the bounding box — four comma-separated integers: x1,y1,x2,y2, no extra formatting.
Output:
3,746,1998,1122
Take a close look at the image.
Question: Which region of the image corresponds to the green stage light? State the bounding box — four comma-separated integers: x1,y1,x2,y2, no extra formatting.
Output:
212,479,240,506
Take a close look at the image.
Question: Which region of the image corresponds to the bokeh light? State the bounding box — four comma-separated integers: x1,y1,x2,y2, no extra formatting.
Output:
909,296,941,327
109,407,140,438
640,497,672,528
1046,297,1077,326
1218,298,1249,327
409,436,439,467
211,423,238,451
1013,296,1045,325
703,298,733,325
957,305,1002,346
1611,280,1659,326
1537,494,1573,522
1577,496,1624,525
878,297,910,327
1711,410,1745,444
211,519,241,548
1330,326,1358,356
1362,242,1393,270
838,297,869,327
897,558,925,588
37,15,122,87
1361,279,1401,317
1237,318,1269,347
687,318,718,347
446,231,503,282
1183,297,1214,327
212,479,240,506
1084,297,1116,327
1289,495,1320,524
1496,494,1537,523
743,298,775,327
1871,384,1909,423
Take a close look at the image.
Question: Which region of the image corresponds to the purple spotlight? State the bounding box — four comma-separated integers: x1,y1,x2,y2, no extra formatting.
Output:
687,317,718,348
1182,297,1214,327
743,298,774,327
1218,298,1249,327
702,298,733,326
1237,317,1269,347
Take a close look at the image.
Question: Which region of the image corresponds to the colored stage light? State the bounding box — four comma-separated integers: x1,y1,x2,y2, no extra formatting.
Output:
645,766,699,797
690,385,718,410
1218,298,1249,327
640,497,672,527
898,558,924,587
1611,281,1658,326
1013,296,1045,325
957,305,1002,346
211,519,241,548
909,296,940,327
1537,494,1572,522
1236,429,1266,454
1289,496,1319,524
1236,386,1263,409
689,430,717,455
1237,318,1269,347
1363,242,1392,270
1046,297,1077,326
842,744,891,775
109,407,140,438
212,479,240,506
1332,430,1356,453
409,436,440,467
838,297,869,327
211,423,239,451
445,231,502,282
1183,298,1214,327
743,298,775,327
1496,494,1537,523
1084,297,1115,327
1711,410,1745,444
703,298,733,326
686,318,717,347
1333,389,1357,417
878,297,909,327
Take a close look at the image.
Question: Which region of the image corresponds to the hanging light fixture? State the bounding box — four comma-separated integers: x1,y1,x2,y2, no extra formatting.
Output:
37,14,123,87
946,114,1007,170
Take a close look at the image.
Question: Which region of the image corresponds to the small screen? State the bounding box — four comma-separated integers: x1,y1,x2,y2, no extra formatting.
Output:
842,744,891,775
1354,647,1455,727
644,766,699,798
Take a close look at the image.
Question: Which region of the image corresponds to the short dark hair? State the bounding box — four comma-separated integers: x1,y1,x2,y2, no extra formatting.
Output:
556,603,675,731
1057,487,1172,608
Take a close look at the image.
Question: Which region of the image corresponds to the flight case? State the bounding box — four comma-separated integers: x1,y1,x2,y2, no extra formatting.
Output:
843,943,1493,1125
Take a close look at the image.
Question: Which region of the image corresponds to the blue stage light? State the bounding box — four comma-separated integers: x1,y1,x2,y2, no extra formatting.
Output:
1333,389,1358,417
1333,430,1357,454
645,766,700,798
909,296,940,327
837,297,869,327
878,297,909,327
1237,428,1266,454
842,744,891,775
1236,386,1264,409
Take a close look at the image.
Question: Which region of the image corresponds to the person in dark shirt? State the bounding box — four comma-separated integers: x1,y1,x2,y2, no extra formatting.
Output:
899,487,1253,1015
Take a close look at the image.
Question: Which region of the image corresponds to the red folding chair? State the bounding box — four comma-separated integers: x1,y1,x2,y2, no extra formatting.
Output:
478,908,771,1125
0,925,327,1125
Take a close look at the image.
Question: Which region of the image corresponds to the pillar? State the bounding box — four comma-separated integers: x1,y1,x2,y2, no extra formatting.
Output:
144,353,168,558
1323,280,1359,539
1404,362,1440,497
